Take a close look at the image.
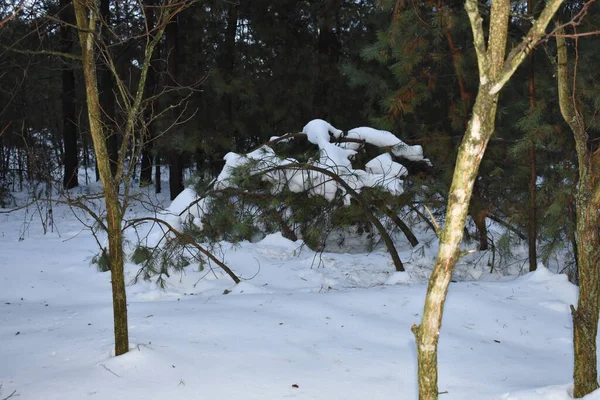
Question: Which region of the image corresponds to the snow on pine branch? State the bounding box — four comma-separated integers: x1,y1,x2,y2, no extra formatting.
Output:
162,119,429,235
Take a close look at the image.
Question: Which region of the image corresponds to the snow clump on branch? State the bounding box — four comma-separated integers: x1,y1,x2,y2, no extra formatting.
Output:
170,119,430,231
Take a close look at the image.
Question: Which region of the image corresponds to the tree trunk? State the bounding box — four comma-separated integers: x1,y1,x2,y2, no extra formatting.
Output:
527,0,537,272
140,1,158,187
73,0,129,356
412,88,499,399
155,152,162,194
168,152,183,200
221,1,238,123
314,0,340,118
61,0,78,189
100,0,118,177
412,0,564,396
166,14,183,200
527,143,537,271
139,134,153,186
470,185,488,250
556,29,600,398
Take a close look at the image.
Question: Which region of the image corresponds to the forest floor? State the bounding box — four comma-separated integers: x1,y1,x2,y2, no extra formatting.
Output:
0,183,598,400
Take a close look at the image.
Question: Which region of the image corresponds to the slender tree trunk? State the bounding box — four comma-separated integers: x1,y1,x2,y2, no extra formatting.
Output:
166,15,183,200
140,131,154,186
168,150,183,200
61,0,78,189
140,127,153,185
155,152,162,193
221,1,238,123
527,0,537,272
470,185,488,250
556,29,600,398
73,0,129,356
412,89,499,399
100,0,117,177
140,1,158,187
527,142,537,271
411,0,564,396
314,0,340,118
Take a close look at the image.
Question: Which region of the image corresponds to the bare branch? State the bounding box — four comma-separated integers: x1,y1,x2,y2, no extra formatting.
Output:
0,44,82,61
492,0,565,93
464,0,487,78
0,0,25,28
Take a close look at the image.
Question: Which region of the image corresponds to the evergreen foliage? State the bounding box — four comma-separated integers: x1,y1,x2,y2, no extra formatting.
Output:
178,129,428,264
91,249,110,272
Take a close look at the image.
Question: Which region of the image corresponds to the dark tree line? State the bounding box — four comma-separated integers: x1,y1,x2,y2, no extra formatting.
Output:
0,0,384,200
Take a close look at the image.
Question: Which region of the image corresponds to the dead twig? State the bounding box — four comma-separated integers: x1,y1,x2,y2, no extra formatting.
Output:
100,363,121,378
0,0,25,28
1,389,18,400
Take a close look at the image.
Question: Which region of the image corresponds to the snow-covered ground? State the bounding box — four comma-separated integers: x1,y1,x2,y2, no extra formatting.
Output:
1,185,598,400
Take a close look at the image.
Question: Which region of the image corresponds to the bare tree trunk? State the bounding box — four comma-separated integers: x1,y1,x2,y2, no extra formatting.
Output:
314,0,340,118
72,0,129,356
140,1,158,187
100,0,117,177
155,151,161,193
556,29,600,398
412,89,499,399
166,16,183,200
139,133,153,186
470,185,488,250
61,0,78,189
528,143,537,271
527,0,537,272
411,0,564,397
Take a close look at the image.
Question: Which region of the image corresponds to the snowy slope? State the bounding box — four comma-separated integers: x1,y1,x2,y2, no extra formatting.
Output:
1,188,598,400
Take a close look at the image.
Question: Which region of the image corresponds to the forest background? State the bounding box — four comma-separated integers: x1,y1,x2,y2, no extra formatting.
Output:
2,0,597,280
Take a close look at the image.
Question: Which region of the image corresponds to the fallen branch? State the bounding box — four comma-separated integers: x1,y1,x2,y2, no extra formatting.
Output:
263,163,405,272
125,217,240,284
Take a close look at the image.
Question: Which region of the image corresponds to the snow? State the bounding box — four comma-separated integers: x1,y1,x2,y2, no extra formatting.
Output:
180,120,430,226
1,184,598,400
345,126,429,163
302,119,344,145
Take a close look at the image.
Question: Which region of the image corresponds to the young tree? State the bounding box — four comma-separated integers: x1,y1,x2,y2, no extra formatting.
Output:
410,0,564,398
60,0,78,189
165,12,183,200
556,28,600,398
526,0,538,272
72,0,187,356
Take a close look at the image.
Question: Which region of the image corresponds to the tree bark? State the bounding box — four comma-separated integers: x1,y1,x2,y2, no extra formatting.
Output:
61,0,78,189
73,0,129,356
411,0,564,396
556,29,600,398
